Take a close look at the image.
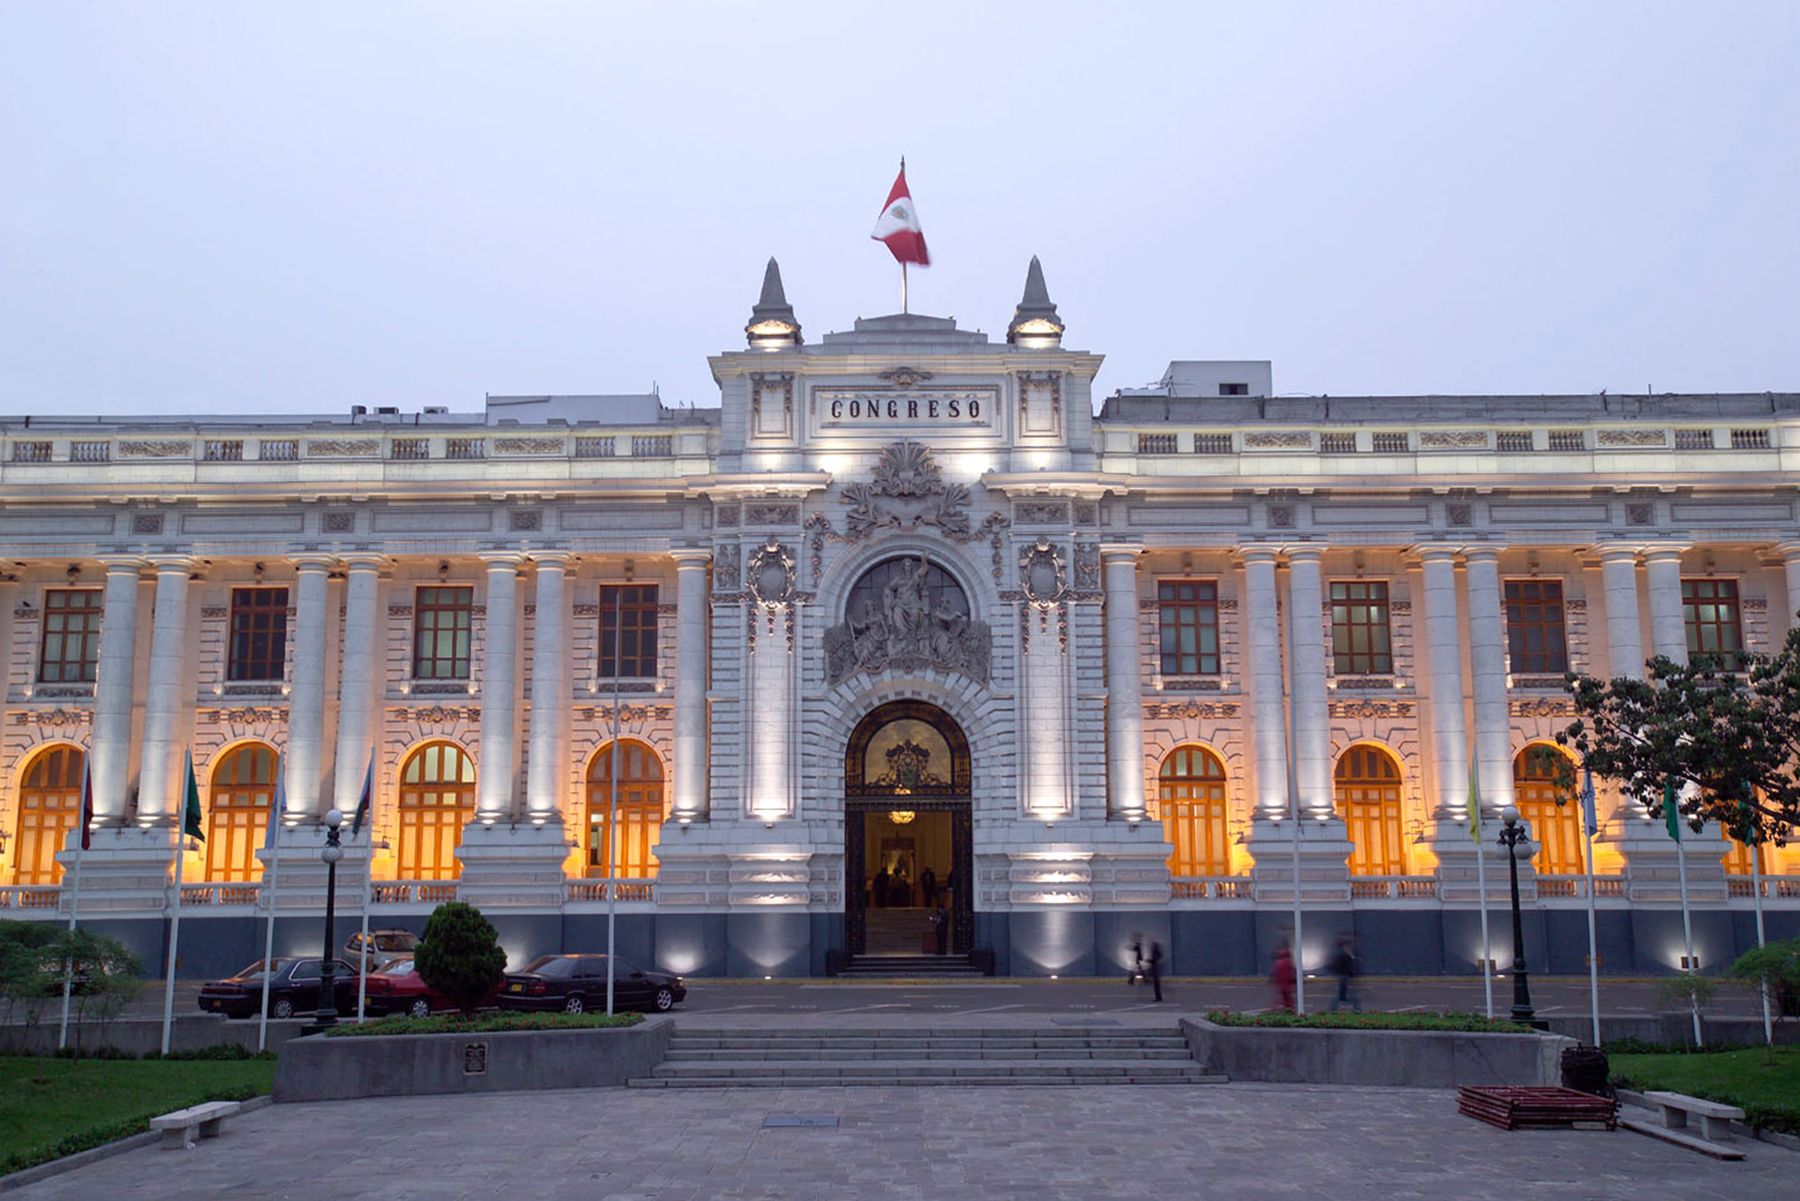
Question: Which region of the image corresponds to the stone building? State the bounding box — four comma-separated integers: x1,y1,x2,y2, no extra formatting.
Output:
1,258,1796,978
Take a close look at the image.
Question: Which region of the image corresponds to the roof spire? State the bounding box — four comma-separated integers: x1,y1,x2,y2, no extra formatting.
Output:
1007,255,1064,347
745,257,802,348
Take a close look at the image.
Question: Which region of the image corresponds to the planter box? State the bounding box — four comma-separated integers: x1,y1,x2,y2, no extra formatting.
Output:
272,1016,674,1102
1179,1018,1573,1088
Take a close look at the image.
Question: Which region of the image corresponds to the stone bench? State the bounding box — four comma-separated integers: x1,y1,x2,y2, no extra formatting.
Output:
1644,1090,1745,1142
150,1100,242,1150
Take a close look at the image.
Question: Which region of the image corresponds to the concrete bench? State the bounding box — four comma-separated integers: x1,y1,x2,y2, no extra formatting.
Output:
149,1100,242,1150
1643,1090,1745,1142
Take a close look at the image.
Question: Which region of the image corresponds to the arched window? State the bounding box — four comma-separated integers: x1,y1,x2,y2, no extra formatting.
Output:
1513,745,1583,875
396,742,475,880
1158,746,1229,876
587,740,665,878
844,557,969,625
1722,788,1771,876
206,743,277,883
13,746,83,884
1335,745,1405,876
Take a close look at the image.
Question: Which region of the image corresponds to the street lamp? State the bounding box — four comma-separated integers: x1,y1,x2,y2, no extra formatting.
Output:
304,808,344,1034
1497,805,1537,1026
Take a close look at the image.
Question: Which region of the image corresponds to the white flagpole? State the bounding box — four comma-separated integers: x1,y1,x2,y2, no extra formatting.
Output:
159,818,187,1057
256,833,280,1052
901,262,909,315
355,836,372,1022
56,847,83,1051
606,588,622,1017
1674,828,1701,1047
1580,820,1602,1047
1749,837,1772,1046
1475,816,1493,1021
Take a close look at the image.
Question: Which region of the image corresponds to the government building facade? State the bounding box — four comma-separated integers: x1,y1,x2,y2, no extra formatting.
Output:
2,259,1796,979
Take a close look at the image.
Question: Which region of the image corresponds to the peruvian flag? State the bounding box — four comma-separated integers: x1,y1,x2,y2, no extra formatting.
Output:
870,162,930,266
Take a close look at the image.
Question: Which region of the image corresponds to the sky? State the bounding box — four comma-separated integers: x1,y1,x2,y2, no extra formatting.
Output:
2,2,1798,416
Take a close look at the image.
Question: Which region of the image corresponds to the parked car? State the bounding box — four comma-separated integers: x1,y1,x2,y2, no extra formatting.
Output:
343,929,420,974
496,954,685,1014
361,956,501,1018
196,957,358,1020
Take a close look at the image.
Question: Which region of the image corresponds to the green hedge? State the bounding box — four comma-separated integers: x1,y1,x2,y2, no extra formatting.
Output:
1206,1009,1533,1033
325,1010,643,1038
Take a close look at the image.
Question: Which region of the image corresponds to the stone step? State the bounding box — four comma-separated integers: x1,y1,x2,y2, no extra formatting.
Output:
665,1047,1192,1062
650,1058,1211,1080
665,1036,1193,1050
629,1074,1227,1089
673,1027,1182,1040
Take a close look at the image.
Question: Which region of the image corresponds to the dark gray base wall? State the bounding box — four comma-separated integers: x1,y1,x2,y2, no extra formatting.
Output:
26,907,1800,979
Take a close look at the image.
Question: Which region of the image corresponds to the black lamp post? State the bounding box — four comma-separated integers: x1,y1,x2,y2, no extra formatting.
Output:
303,807,344,1034
1497,805,1537,1026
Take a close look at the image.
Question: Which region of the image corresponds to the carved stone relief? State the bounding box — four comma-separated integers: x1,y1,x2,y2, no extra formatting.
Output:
1597,429,1669,448
1015,501,1067,525
1073,542,1101,591
744,502,799,526
494,436,565,455
323,511,355,533
823,556,992,687
842,441,972,540
1419,431,1489,449
713,543,741,593
1019,539,1067,606
306,438,380,457
131,513,165,535
119,439,190,458
746,539,795,607
1243,431,1312,450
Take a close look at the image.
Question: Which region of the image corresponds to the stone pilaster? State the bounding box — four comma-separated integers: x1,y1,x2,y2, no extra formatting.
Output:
283,554,335,815
136,555,195,823
524,552,571,823
329,554,385,817
1598,544,1646,680
1463,548,1513,812
475,552,525,822
1284,547,1331,815
1101,546,1146,822
89,557,143,824
670,549,711,824
1416,547,1469,821
1643,545,1690,664
1240,547,1289,818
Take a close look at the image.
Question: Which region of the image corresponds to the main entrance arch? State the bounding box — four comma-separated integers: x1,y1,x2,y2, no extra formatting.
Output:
844,700,973,956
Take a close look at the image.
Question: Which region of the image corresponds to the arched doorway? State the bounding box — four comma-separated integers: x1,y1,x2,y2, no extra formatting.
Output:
12,745,84,885
207,742,278,883
1157,745,1229,877
1513,744,1583,875
395,740,476,880
1335,744,1405,876
844,700,972,956
585,739,666,879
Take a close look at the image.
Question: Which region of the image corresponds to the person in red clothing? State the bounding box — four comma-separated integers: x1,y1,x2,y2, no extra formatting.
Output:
1270,940,1297,1012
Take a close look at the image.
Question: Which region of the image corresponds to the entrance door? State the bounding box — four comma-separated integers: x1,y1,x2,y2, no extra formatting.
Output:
843,701,974,956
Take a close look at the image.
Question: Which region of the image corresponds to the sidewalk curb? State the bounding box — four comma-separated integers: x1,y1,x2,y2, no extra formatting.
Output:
1617,1087,1799,1154
0,1095,271,1193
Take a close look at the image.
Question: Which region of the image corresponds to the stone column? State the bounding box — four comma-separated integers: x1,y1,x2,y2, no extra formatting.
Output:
1418,547,1470,820
1644,546,1689,666
525,552,571,823
1240,548,1289,818
1598,545,1646,680
90,557,144,824
1779,542,1800,638
1101,546,1147,823
330,554,384,818
1462,548,1513,813
136,556,196,822
476,552,524,823
1284,547,1331,816
284,555,334,817
670,549,711,823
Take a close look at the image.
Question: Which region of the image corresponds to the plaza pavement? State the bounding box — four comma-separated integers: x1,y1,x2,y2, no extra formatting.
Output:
8,1075,1790,1201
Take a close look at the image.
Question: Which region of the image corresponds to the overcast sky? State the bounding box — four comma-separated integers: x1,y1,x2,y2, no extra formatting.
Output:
3,2,1797,416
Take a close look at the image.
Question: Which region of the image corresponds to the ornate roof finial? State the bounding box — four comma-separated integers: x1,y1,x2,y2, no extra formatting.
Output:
1007,255,1064,347
745,257,802,349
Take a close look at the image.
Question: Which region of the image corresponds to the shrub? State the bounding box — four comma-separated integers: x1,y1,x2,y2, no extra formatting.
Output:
327,1011,640,1037
413,902,506,1015
1728,937,1800,1018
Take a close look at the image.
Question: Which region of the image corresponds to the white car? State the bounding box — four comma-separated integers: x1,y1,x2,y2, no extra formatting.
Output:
343,929,420,974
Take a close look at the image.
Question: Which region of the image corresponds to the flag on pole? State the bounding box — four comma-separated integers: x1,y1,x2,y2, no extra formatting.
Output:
870,161,930,266
78,759,94,851
1662,779,1681,842
181,751,205,843
350,753,374,838
1466,755,1482,842
1580,765,1599,839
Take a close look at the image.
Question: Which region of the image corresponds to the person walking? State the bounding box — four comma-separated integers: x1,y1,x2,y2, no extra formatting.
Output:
920,866,938,908
1146,939,1165,1003
872,866,889,909
1270,940,1297,1012
1127,933,1145,987
1328,932,1361,1013
932,903,949,955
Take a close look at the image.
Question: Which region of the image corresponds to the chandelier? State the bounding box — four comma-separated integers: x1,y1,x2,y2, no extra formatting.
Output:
888,810,916,826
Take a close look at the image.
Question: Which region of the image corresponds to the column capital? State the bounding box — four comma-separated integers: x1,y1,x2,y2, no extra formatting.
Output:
1771,540,1800,564
1232,542,1284,566
1640,543,1691,566
530,549,574,570
95,554,146,574
477,550,529,570
1594,542,1645,565
338,551,388,573
1098,542,1144,562
288,552,338,573
143,553,197,575
1461,544,1503,566
1281,543,1325,565
1409,543,1463,565
670,546,713,568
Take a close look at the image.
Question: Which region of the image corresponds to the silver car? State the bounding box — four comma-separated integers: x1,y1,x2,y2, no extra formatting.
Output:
343,928,420,974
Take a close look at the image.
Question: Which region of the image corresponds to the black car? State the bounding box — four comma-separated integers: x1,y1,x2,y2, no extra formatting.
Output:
196,957,358,1020
496,954,685,1014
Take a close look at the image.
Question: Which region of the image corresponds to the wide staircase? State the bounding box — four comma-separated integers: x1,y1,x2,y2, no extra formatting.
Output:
628,1025,1224,1088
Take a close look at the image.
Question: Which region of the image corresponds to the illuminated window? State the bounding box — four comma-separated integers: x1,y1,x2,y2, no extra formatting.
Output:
413,587,474,679
396,742,475,880
1503,580,1568,674
598,585,660,678
12,745,83,884
206,743,277,882
227,588,289,681
1335,745,1404,876
1329,581,1392,675
1682,578,1743,669
1157,745,1229,876
1158,580,1220,676
587,740,665,878
1513,745,1582,875
1722,837,1770,876
39,590,103,683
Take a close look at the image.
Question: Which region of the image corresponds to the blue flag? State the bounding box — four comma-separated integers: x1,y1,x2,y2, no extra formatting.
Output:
1579,766,1599,839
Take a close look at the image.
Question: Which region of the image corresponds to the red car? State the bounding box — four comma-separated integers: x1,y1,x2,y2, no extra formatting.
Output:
360,957,499,1018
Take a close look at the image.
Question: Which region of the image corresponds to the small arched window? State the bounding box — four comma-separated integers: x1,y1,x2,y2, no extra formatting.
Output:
1158,746,1229,877
207,743,278,883
844,557,969,625
1336,746,1405,876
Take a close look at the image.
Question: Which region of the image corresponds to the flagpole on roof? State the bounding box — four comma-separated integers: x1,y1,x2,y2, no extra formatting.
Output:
899,157,908,314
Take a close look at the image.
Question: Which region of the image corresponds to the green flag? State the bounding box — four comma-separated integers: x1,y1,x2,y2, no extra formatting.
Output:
181,751,206,842
1467,754,1482,842
1662,779,1680,843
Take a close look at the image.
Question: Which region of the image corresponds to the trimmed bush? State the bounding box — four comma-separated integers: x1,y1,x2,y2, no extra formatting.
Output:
413,902,506,1015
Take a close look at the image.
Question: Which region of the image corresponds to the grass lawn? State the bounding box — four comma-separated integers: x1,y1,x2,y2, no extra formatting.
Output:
0,1056,276,1176
1610,1047,1800,1135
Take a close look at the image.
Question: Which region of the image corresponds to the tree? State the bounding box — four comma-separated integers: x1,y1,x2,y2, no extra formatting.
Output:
1557,623,1800,847
1729,937,1800,1019
413,902,505,1016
